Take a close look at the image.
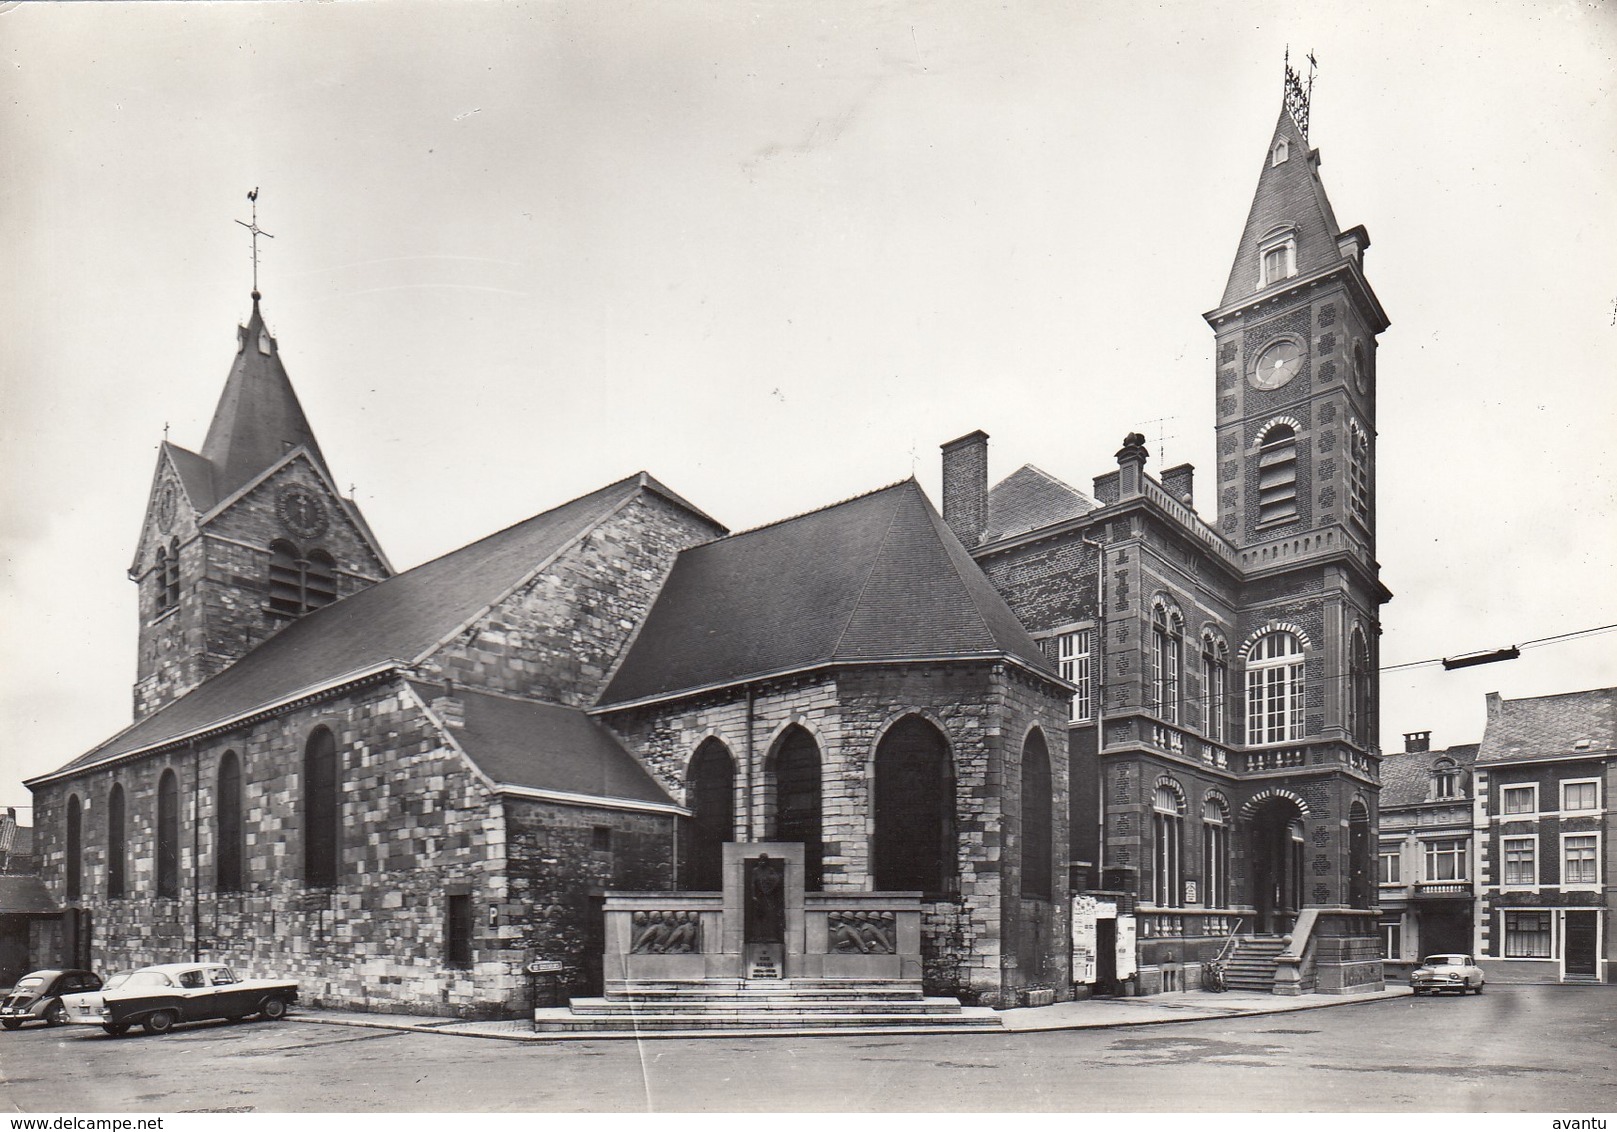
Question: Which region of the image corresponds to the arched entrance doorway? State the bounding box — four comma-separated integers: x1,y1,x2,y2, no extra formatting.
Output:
1348,799,1373,910
1247,794,1306,934
685,739,735,891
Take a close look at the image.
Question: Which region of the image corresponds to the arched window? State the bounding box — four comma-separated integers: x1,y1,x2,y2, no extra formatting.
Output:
217,751,243,892
1203,796,1230,909
65,795,82,900
107,783,126,898
684,739,735,892
1348,628,1370,746
771,727,822,891
1151,602,1183,724
269,541,338,618
1020,730,1053,901
303,728,339,887
873,716,956,893
1246,630,1305,745
164,538,181,609
157,769,179,898
154,545,176,614
1153,782,1185,908
1431,757,1459,801
1348,420,1371,528
1201,632,1229,743
1258,227,1297,286
1349,800,1373,909
1257,423,1299,525
1271,138,1289,166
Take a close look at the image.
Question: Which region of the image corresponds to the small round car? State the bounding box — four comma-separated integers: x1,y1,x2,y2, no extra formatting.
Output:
1410,953,1485,995
0,970,104,1029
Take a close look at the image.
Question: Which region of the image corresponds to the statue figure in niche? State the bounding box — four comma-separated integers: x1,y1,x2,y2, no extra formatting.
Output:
745,854,785,945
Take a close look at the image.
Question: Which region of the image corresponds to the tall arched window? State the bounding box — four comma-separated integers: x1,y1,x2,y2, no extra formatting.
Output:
1020,730,1053,901
303,728,339,887
1246,630,1305,745
154,545,175,614
873,716,956,893
685,739,735,892
269,541,339,617
1201,632,1229,743
1348,628,1370,746
1349,800,1373,910
1348,420,1371,528
1153,782,1185,908
164,538,181,609
771,727,822,891
217,751,243,893
1257,423,1299,525
157,769,179,898
1151,602,1183,724
65,795,82,900
1203,796,1230,909
107,783,126,898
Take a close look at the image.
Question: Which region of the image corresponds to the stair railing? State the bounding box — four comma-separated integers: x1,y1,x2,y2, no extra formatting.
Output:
1204,916,1244,992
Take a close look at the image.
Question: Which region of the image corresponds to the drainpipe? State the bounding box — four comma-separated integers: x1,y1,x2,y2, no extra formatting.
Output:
744,684,756,842
190,739,201,962
1080,530,1107,891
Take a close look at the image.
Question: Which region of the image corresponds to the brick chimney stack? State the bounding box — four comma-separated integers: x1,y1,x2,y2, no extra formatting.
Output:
1160,463,1195,508
1403,730,1431,754
1486,691,1504,721
941,430,989,547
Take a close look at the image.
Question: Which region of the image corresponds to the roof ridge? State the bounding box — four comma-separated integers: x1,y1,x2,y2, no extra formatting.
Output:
722,477,914,539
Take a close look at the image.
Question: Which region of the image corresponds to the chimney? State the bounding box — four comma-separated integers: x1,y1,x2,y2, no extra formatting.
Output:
1485,691,1503,722
940,430,989,547
1160,463,1195,508
1403,731,1431,754
431,678,465,730
1116,432,1149,496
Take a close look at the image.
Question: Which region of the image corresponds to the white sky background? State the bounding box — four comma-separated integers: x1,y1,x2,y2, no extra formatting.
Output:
2,0,1614,806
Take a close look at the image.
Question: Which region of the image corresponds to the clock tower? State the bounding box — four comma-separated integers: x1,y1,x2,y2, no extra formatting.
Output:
130,294,391,719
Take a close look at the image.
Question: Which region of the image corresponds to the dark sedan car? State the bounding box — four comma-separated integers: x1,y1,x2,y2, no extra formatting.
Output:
60,963,298,1036
1,970,104,1029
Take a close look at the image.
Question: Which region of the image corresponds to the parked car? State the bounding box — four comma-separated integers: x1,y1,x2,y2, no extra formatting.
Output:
1410,953,1485,995
60,963,299,1036
58,971,133,1027
0,970,104,1029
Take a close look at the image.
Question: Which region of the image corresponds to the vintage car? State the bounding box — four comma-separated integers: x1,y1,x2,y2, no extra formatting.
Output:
60,963,298,1036
1410,953,1486,995
0,970,104,1029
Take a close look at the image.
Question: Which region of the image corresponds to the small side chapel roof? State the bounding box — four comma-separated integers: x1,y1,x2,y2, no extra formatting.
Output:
0,875,58,917
983,464,1095,543
408,682,678,810
35,473,722,782
599,478,1056,706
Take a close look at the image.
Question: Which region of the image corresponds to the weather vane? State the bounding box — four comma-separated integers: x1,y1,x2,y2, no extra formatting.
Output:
1283,46,1318,140
234,187,274,299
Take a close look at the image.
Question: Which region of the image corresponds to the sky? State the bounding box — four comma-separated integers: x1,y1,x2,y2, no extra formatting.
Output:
2,0,1615,812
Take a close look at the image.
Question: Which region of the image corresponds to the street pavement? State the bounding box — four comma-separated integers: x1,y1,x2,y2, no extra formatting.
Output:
1,984,1612,1112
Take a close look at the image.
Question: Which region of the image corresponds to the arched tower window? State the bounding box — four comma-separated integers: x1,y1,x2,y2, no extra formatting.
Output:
65,795,82,900
107,783,126,898
1257,423,1299,525
164,538,181,610
873,716,956,893
303,727,339,887
684,739,735,892
1246,630,1305,745
1151,600,1183,724
1020,730,1053,901
157,769,180,898
1348,420,1371,529
269,542,339,618
1152,781,1185,908
1203,795,1230,910
217,751,243,893
1348,627,1371,746
1201,632,1229,743
770,727,822,892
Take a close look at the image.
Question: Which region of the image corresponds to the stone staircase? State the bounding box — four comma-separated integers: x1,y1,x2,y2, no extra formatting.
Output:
1222,935,1287,993
533,978,1003,1034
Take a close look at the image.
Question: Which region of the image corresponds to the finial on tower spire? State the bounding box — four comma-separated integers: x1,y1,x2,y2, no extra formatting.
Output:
1283,46,1317,140
234,188,274,300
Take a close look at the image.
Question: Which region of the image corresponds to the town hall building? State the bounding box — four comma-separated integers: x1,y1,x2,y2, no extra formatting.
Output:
24,65,1390,1017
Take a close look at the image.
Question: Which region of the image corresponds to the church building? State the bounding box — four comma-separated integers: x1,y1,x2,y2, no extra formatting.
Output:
25,65,1389,1015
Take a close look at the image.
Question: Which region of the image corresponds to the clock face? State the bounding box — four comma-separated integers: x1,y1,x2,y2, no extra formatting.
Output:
276,485,329,540
1251,339,1304,390
155,484,178,531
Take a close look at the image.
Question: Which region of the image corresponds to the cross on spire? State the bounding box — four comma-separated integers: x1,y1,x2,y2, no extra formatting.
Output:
1283,46,1317,140
234,188,274,300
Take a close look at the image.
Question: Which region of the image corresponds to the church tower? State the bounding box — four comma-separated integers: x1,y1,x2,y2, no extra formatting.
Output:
130,292,391,718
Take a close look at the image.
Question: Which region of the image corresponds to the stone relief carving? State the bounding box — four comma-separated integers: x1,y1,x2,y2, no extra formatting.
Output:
630,910,703,954
828,910,897,954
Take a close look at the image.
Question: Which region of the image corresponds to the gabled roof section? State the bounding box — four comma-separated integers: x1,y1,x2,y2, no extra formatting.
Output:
409,682,679,811
164,441,220,514
1380,743,1479,808
983,464,1095,543
600,479,1056,706
200,296,331,501
0,875,57,916
35,474,687,781
1219,104,1346,309
1476,687,1617,766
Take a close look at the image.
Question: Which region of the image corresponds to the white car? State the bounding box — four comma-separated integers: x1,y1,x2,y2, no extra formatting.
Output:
1410,953,1485,995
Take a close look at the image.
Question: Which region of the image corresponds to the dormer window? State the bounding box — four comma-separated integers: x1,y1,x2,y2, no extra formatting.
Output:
1258,226,1298,288
1432,758,1459,800
1272,138,1289,166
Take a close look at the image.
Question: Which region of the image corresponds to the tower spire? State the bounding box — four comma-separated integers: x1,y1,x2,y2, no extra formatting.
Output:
234,188,274,300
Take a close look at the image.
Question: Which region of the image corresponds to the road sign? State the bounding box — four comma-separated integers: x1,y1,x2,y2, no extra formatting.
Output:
526,959,564,974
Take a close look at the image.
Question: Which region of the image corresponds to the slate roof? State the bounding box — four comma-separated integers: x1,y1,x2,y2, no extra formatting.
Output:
0,875,57,916
1476,687,1617,766
163,442,222,514
983,464,1095,543
600,479,1057,706
407,682,678,809
35,473,718,782
200,298,333,502
1379,744,1480,808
